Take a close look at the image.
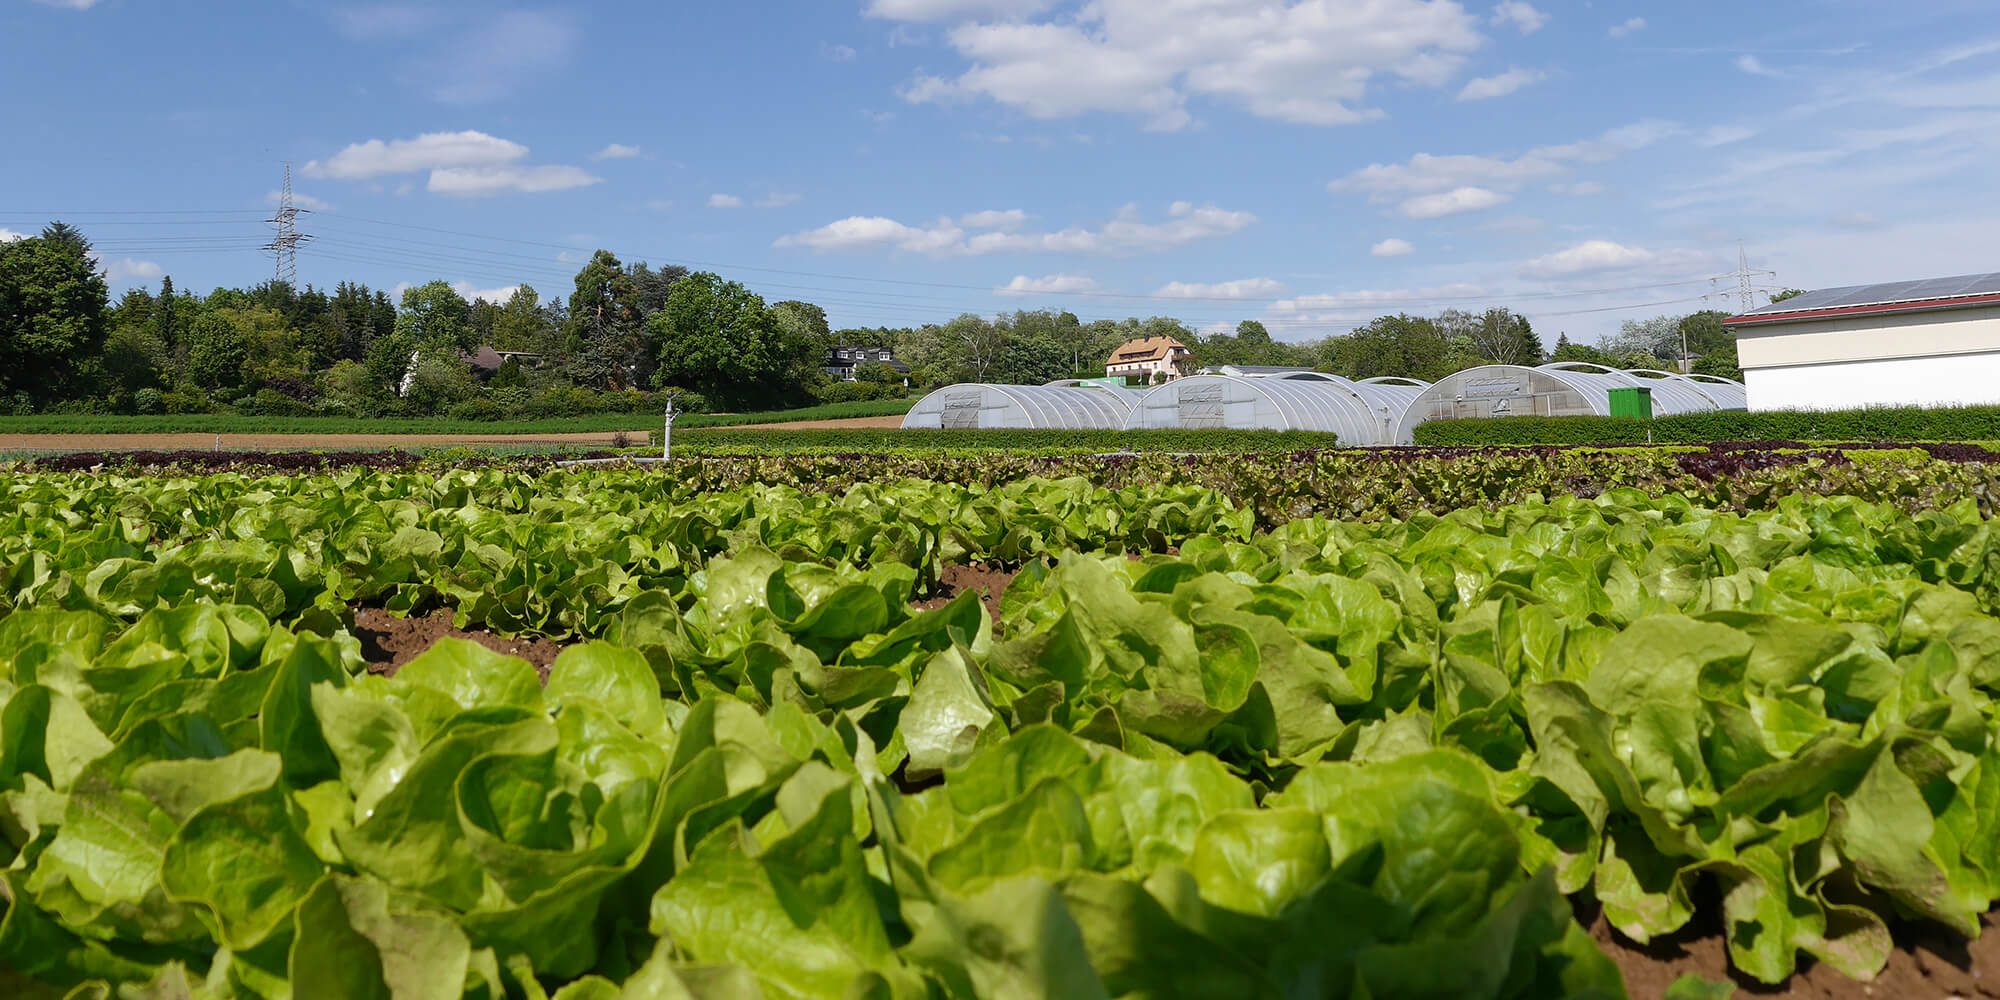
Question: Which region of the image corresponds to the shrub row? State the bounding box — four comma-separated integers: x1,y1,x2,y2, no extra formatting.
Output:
1410,405,2000,446
659,427,1343,453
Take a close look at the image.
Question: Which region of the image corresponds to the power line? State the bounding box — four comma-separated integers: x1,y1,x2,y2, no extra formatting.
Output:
14,206,1757,327
260,164,313,286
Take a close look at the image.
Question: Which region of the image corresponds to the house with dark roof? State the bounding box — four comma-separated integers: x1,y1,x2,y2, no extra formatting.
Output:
824,345,910,382
1724,271,2000,410
461,346,544,380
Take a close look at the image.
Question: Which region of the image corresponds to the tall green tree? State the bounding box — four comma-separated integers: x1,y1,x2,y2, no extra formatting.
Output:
563,251,642,389
1469,309,1541,366
1332,314,1450,381
394,280,474,351
184,311,250,392
650,272,798,409
0,222,110,405
1548,333,1618,367
1675,310,1734,359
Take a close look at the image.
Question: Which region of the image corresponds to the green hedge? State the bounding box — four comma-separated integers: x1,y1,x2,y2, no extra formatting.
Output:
1410,405,2000,446
659,427,1339,454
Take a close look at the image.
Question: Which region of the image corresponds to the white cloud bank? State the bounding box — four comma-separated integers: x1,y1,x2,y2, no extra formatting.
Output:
996,273,1098,295
1152,278,1288,299
1457,67,1544,102
885,0,1486,130
1370,238,1415,257
303,130,600,196
776,201,1255,256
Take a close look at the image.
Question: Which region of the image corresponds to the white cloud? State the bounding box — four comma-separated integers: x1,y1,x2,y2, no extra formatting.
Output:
1736,54,1783,78
823,42,858,61
708,194,744,209
592,143,642,160
1370,238,1415,257
427,166,602,197
453,282,523,304
1402,187,1508,219
100,258,164,282
0,229,27,243
1153,278,1288,299
866,0,1055,22
1607,17,1646,38
1264,283,1490,332
996,273,1098,295
1331,121,1677,203
776,201,1256,256
32,0,101,9
1697,125,1757,148
1549,181,1605,196
266,190,332,211
1519,240,1656,278
1456,67,1544,101
1491,2,1547,34
960,209,1027,229
304,131,528,181
646,199,676,212
756,192,804,209
890,0,1484,130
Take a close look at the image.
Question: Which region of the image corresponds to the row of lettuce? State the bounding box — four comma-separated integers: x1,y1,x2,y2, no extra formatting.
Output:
28,444,2000,527
8,471,2000,993
0,609,1629,1000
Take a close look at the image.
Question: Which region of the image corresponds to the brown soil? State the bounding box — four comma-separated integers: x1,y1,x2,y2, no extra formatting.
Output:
1589,898,2000,999
352,606,567,680
912,562,1019,622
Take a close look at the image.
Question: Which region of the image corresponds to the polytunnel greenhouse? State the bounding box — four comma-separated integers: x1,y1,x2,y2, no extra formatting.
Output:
900,382,1138,430
1122,373,1432,446
1393,363,1749,443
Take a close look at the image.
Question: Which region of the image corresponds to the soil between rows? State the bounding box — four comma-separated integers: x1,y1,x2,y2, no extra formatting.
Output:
348,566,2000,999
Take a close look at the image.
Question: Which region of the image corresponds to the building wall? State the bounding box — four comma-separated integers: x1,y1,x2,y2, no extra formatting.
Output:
1735,305,2000,410
1736,306,2000,368
1746,352,2000,411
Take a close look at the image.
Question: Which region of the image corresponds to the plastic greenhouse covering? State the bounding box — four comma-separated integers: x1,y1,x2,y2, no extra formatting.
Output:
1123,374,1422,446
900,383,1138,430
1394,363,1749,443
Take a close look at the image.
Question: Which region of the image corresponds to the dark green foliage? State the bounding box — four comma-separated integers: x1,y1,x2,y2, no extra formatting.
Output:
0,222,110,404
665,427,1339,452
651,272,808,410
1411,405,2000,446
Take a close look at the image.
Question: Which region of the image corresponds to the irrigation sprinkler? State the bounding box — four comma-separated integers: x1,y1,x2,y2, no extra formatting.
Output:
662,392,681,461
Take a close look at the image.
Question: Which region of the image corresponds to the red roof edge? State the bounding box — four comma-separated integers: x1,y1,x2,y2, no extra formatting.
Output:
1725,291,2000,327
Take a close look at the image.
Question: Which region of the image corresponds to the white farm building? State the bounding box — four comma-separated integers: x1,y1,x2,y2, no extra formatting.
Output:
1726,272,2000,411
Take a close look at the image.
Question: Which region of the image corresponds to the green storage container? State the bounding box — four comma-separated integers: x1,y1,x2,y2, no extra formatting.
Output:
1607,386,1654,420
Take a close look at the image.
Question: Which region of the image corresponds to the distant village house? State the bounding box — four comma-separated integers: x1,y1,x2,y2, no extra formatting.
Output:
1106,336,1192,385
824,344,910,384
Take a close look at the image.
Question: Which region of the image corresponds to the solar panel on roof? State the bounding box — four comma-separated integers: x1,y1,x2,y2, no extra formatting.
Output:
1742,271,2000,316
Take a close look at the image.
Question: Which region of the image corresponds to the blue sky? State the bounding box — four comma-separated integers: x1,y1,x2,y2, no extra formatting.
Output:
4,0,1997,344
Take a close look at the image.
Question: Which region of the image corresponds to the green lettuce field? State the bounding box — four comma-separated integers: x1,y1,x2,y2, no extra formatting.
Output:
5,460,2000,997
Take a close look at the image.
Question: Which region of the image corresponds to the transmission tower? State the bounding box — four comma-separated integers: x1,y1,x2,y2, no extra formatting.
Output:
262,163,314,286
1703,239,1778,314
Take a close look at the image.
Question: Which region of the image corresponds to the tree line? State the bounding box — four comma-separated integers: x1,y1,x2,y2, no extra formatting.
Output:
0,220,1755,419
